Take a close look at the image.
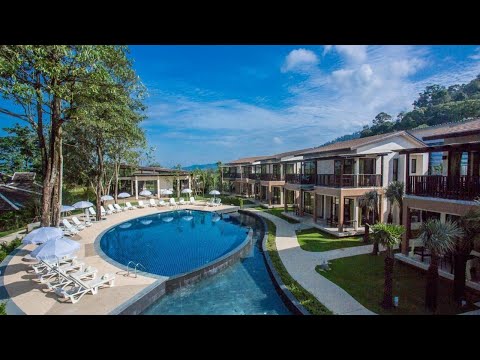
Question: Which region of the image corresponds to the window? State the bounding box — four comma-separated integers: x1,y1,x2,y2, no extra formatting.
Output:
359,158,375,174
392,158,398,181
411,158,417,174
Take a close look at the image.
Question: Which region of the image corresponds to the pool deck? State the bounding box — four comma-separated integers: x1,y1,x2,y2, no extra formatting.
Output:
0,203,239,315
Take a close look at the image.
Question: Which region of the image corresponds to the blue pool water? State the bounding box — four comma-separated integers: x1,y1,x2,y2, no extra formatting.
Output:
143,212,292,315
100,210,249,277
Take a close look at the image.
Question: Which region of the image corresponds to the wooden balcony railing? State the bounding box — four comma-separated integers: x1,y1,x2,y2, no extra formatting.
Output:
408,175,480,201
223,173,236,179
285,174,315,185
316,174,382,188
259,173,284,181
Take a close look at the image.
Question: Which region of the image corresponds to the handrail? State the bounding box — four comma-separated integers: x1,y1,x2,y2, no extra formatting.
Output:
134,263,146,278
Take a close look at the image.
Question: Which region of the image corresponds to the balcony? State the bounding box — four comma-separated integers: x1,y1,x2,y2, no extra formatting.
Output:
259,173,284,181
285,174,315,185
234,173,242,179
408,175,480,201
223,172,236,179
316,174,382,188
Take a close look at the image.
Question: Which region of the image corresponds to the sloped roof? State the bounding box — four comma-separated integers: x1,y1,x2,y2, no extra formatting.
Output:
409,118,480,141
225,155,270,165
297,131,424,155
11,172,36,182
0,185,41,211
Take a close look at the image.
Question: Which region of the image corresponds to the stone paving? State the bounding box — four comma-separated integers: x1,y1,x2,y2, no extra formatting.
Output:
248,209,376,315
1,203,237,315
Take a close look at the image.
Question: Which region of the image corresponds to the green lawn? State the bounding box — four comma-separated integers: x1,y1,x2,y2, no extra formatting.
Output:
318,253,480,315
296,228,364,252
264,218,332,315
264,208,300,224
0,228,24,238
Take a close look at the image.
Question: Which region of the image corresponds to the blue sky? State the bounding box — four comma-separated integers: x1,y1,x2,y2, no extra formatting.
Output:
2,45,480,167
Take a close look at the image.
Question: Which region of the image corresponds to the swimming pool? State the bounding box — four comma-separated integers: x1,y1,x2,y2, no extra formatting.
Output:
143,212,292,315
100,210,250,277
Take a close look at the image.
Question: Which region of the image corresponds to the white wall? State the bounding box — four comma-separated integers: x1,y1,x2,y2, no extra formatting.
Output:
317,159,334,174
356,135,422,155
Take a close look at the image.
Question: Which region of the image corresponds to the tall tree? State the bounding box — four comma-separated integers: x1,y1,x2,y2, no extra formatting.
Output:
0,45,142,226
454,200,480,303
419,219,463,312
0,124,40,174
384,181,404,225
370,223,405,309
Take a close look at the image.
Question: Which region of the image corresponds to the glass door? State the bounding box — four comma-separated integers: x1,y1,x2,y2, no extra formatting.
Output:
303,191,313,215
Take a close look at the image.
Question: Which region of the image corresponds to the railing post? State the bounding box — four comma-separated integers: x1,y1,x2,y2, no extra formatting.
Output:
405,153,410,194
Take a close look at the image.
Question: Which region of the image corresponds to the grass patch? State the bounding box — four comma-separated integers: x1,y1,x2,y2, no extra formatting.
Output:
264,218,332,315
318,253,480,315
0,228,23,238
264,208,300,224
0,302,6,315
0,237,22,263
296,228,364,252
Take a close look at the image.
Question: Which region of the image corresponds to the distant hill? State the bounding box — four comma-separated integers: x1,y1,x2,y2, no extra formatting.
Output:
183,163,218,171
321,131,361,146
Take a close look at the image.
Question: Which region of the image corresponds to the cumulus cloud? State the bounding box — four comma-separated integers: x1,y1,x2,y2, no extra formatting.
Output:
334,45,368,63
281,48,318,73
470,47,480,60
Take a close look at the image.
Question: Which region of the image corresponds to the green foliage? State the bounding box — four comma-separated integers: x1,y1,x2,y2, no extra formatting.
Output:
359,190,380,222
319,253,479,315
420,219,463,255
356,74,480,138
239,198,244,208
0,124,41,175
369,223,405,248
0,198,40,232
0,302,6,315
265,218,332,315
0,237,22,262
296,228,363,252
458,200,480,253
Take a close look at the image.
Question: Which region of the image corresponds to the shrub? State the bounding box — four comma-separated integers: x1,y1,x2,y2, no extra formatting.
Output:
0,302,6,315
0,237,22,262
239,198,244,208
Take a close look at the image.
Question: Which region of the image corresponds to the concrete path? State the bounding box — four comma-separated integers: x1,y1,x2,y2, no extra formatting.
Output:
248,209,375,315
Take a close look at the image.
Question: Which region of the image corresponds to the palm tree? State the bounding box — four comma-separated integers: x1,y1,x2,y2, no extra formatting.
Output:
454,199,480,303
384,181,404,225
419,219,463,312
370,223,405,309
359,190,380,254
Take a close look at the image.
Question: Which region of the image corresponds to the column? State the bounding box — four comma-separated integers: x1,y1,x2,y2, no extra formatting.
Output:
401,206,410,255
268,185,272,206
338,195,344,232
157,177,161,199
354,158,360,187
280,187,284,206
131,180,134,196
323,195,327,220
135,177,139,200
284,189,288,212
379,193,384,223
313,193,317,223
440,212,446,224
176,179,180,198
405,153,410,193
297,190,303,216
353,197,359,230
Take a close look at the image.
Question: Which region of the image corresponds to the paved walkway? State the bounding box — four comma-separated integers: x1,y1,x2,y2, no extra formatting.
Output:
248,209,375,315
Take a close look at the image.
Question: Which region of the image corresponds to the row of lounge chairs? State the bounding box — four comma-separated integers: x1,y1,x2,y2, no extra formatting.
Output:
31,255,115,304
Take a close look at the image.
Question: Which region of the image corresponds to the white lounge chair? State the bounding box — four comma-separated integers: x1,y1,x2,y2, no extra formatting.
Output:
149,199,157,207
107,204,117,214
179,198,186,206
189,197,196,205
38,260,85,284
125,202,137,210
169,198,178,208
62,219,80,235
158,200,167,207
206,198,215,206
54,273,116,304
137,200,147,208
31,255,78,274
46,266,97,290
88,207,101,221
101,205,112,216
114,203,124,212
71,216,88,230
214,198,222,207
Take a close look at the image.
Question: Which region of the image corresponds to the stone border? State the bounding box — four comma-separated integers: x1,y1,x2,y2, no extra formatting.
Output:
0,246,27,315
109,210,254,315
242,210,309,315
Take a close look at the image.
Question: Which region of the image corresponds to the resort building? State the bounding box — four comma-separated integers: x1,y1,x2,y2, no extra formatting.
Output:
399,120,480,255
118,164,192,199
0,172,42,212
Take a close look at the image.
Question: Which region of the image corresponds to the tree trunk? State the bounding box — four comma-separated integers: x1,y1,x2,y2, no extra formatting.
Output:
371,239,379,255
363,210,370,243
453,253,468,303
425,253,439,312
114,162,119,201
382,248,394,309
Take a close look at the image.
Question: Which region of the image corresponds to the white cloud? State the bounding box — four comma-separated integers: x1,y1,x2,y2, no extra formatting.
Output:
334,45,368,63
281,48,318,73
470,47,480,60
273,136,283,144
322,45,333,56
390,58,426,77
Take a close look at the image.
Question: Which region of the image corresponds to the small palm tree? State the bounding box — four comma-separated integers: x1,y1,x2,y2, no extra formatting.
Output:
420,219,463,312
370,223,405,309
454,199,480,302
359,190,380,253
384,181,404,225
